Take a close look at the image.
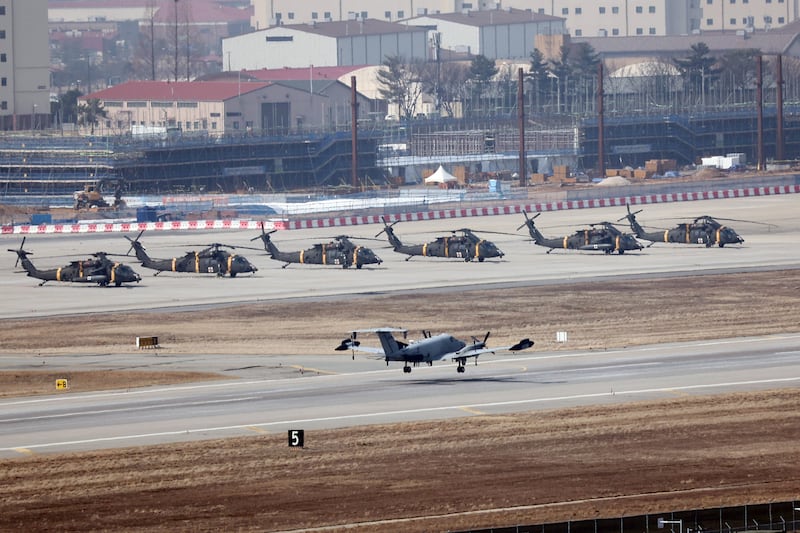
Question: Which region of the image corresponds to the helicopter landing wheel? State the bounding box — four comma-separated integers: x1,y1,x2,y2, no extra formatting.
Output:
478,257,485,262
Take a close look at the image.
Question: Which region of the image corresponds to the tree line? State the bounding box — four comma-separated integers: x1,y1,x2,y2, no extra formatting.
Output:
378,42,800,122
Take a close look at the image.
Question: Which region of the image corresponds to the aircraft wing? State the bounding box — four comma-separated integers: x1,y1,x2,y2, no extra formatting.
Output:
440,338,535,361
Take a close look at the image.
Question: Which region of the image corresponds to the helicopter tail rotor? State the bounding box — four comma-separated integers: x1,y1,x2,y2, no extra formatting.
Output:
616,203,643,223
124,230,145,255
7,237,31,268
374,216,400,238
516,210,541,231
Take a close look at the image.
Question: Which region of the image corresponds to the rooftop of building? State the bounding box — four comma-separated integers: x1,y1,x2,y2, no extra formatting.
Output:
577,27,800,56
83,80,272,102
411,7,564,27
253,18,429,38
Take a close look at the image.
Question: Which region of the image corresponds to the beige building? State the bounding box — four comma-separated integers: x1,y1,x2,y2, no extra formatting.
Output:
80,79,370,135
0,0,51,130
250,0,501,29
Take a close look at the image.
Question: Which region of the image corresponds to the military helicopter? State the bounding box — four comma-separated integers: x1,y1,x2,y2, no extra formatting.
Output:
618,205,745,247
251,224,382,269
124,231,258,277
375,216,504,262
8,238,142,287
517,210,643,254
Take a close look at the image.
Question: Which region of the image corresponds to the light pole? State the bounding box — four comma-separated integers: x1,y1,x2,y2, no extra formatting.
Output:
173,0,179,82
32,104,37,130
658,517,683,533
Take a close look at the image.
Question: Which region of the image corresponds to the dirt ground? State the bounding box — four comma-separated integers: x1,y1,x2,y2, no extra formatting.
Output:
1,269,800,532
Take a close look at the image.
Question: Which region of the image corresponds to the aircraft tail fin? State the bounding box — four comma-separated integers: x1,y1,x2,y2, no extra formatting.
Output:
518,211,545,244
7,238,38,275
375,217,403,250
376,330,402,356
251,223,280,257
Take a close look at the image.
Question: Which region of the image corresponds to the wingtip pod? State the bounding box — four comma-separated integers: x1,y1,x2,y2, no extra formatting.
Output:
509,338,534,351
335,339,360,351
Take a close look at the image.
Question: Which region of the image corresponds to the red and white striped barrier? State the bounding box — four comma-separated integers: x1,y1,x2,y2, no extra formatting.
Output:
282,184,800,230
2,184,798,235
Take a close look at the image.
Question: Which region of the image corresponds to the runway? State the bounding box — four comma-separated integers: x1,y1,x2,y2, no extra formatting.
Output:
1,195,799,319
1,194,799,457
1,333,799,457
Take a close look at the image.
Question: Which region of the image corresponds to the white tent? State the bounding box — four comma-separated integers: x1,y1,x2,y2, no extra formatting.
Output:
424,165,458,184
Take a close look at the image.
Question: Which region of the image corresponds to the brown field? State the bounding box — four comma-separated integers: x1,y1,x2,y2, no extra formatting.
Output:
1,269,799,532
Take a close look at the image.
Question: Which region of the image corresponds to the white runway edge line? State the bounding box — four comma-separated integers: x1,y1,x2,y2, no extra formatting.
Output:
3,185,798,235
3,375,799,452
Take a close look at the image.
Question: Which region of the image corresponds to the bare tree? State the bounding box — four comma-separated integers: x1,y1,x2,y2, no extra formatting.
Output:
376,55,425,121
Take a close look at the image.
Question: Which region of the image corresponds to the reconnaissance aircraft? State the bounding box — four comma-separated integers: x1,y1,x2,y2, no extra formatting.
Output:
8,238,141,287
251,224,382,269
518,210,643,254
618,205,745,247
124,231,258,277
335,328,534,374
376,216,504,262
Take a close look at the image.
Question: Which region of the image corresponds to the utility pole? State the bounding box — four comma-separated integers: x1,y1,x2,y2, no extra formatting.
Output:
173,0,179,82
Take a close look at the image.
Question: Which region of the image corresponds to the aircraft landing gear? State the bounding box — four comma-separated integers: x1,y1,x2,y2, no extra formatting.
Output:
456,365,465,373
403,365,412,373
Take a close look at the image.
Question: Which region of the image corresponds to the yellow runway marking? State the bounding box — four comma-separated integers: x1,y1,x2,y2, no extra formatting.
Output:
459,406,486,415
13,448,34,456
246,426,269,435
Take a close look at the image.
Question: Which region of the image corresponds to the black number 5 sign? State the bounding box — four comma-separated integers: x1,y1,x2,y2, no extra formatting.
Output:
288,429,304,448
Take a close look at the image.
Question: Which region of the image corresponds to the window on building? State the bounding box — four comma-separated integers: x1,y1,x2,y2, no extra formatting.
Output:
612,6,619,13
779,16,785,23
636,27,643,34
194,121,199,129
245,121,253,129
324,11,331,19
730,17,737,24
185,121,191,130
562,7,568,14
612,28,619,35
202,119,208,129
649,27,656,34
575,7,582,14
575,29,582,36
233,121,239,130
0,30,5,39
1,77,6,87
0,101,6,110
599,6,606,13
706,18,713,25
361,11,367,19
0,53,5,63
706,0,712,4
288,12,294,20
649,6,656,12
765,0,771,3
635,6,642,13
211,121,217,129
730,0,735,3
743,0,748,3
312,12,318,19
397,10,404,18
384,10,391,18
0,7,5,15
538,8,545,13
